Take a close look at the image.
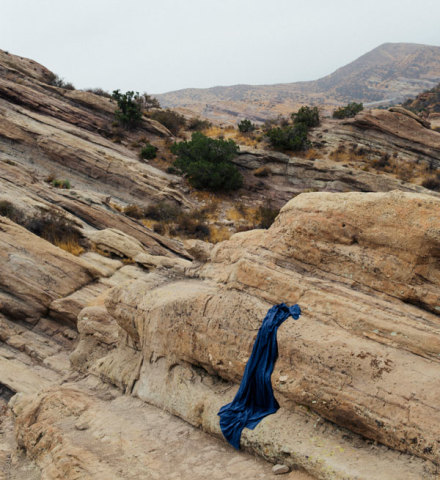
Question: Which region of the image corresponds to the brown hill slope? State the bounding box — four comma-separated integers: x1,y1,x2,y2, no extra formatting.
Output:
156,43,440,123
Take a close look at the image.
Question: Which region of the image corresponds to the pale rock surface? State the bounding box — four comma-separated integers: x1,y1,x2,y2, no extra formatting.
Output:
86,228,147,259
68,191,440,479
183,238,215,262
273,465,290,475
0,217,100,323
10,381,314,480
134,252,192,271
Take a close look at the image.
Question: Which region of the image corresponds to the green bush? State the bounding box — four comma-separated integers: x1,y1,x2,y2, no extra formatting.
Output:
149,109,186,135
171,132,242,191
238,119,256,133
333,102,364,119
52,179,71,189
266,123,309,151
292,106,320,128
140,142,158,160
112,90,142,129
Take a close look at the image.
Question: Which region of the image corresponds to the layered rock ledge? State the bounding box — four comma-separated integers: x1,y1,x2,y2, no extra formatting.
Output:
66,190,440,479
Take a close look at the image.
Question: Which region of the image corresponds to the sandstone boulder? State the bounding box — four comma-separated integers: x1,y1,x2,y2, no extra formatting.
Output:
85,191,440,475
0,217,100,323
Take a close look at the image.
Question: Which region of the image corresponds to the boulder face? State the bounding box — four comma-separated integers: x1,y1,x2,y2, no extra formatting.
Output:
319,107,440,170
1,190,439,479
347,108,440,167
0,217,100,323
65,190,440,479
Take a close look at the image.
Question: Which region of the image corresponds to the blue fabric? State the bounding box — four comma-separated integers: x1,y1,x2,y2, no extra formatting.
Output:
218,303,301,449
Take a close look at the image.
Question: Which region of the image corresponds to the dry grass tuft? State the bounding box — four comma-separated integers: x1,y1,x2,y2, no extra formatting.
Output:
124,204,144,219
253,166,271,177
54,240,84,256
203,125,260,147
208,225,232,243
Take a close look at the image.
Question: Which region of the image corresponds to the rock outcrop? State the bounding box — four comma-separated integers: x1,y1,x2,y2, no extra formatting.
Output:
235,144,437,207
0,217,100,323
66,191,440,479
344,108,440,167
0,49,192,263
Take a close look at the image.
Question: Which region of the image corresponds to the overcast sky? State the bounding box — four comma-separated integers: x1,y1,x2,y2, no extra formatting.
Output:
1,0,440,94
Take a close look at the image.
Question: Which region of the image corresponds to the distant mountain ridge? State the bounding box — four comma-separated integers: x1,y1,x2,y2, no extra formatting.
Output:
155,43,440,124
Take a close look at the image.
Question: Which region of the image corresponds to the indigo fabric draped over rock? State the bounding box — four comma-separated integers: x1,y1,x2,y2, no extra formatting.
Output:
218,303,301,449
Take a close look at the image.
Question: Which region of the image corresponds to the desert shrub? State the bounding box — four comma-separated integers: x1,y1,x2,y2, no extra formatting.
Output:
49,74,75,90
140,142,158,160
166,166,178,174
124,204,144,219
263,115,289,132
238,119,256,133
333,102,364,119
188,117,212,131
112,90,142,129
422,175,440,191
52,179,71,189
149,109,186,135
292,106,320,128
372,153,391,170
137,93,160,110
25,211,82,246
0,200,24,223
86,87,111,98
266,123,309,151
171,132,242,191
172,212,210,239
153,222,165,235
255,205,280,229
253,165,271,177
144,201,181,222
263,118,278,132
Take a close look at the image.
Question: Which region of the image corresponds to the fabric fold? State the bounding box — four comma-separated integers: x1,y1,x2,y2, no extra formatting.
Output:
218,303,301,449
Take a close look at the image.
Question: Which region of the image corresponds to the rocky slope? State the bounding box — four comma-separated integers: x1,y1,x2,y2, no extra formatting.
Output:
403,81,440,129
156,43,440,123
1,49,440,479
229,106,440,209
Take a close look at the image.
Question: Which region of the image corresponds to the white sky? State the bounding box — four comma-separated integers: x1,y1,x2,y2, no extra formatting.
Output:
1,0,440,94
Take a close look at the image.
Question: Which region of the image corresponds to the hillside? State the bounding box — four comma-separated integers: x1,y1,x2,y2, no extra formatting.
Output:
156,42,440,123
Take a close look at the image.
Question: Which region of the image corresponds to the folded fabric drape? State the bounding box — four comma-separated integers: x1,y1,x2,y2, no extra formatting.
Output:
218,303,301,449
